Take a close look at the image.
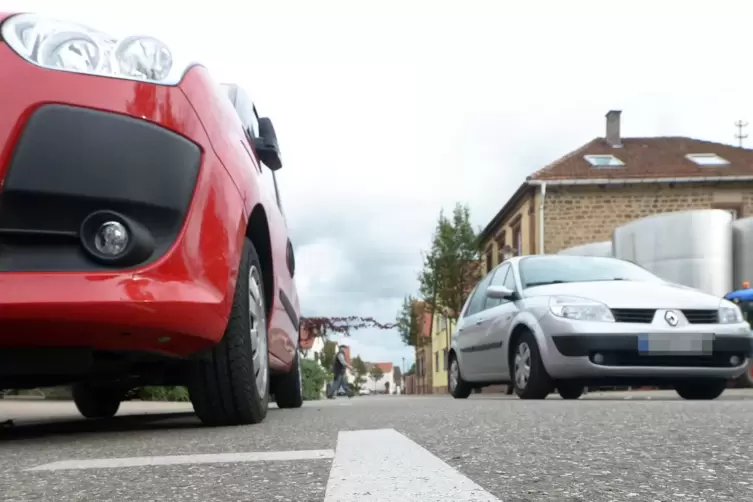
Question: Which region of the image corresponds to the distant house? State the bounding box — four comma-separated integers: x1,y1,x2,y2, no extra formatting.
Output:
365,362,395,393
478,109,753,272
300,327,324,361
430,311,456,394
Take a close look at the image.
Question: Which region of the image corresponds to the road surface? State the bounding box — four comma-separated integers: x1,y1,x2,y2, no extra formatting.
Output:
2,390,753,501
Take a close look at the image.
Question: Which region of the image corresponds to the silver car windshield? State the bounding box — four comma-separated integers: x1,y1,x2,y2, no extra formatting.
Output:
519,255,663,289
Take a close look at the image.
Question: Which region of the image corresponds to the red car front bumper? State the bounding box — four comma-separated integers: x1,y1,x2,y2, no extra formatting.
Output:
0,38,247,357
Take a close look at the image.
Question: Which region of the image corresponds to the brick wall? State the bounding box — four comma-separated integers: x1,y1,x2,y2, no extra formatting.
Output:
543,182,753,253
481,191,537,274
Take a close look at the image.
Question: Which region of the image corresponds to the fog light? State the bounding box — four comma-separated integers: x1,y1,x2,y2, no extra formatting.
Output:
730,355,741,366
94,221,129,256
593,353,604,364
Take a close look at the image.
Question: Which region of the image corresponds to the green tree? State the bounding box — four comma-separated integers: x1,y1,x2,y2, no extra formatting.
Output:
320,340,338,373
418,203,480,320
301,358,328,400
396,295,426,347
351,356,368,392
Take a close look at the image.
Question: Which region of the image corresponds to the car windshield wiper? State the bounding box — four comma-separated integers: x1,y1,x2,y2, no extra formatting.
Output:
525,280,568,287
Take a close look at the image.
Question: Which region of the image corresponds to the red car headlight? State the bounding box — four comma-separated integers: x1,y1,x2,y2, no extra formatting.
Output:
1,12,195,85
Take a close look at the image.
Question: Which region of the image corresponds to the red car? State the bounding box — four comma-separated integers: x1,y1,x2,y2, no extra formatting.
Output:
0,12,304,426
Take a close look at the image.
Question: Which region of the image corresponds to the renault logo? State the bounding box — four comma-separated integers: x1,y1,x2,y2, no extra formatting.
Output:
664,310,679,327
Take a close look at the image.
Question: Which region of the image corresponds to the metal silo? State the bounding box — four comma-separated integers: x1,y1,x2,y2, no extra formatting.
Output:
732,217,753,289
612,210,733,297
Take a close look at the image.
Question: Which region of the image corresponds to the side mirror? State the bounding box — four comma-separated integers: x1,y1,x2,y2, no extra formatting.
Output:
486,285,515,300
253,117,283,171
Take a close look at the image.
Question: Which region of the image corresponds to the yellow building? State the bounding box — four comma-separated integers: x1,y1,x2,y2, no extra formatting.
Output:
431,311,456,394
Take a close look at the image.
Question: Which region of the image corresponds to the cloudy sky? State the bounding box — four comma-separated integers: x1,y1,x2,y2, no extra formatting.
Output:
4,0,753,368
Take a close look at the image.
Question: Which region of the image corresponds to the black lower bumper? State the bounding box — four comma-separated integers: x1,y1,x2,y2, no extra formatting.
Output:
552,334,753,368
0,104,201,272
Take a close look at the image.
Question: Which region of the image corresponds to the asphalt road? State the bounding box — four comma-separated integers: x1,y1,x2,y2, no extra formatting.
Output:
2,390,753,501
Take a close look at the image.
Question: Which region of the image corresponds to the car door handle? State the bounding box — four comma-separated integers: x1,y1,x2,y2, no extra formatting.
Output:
475,318,484,325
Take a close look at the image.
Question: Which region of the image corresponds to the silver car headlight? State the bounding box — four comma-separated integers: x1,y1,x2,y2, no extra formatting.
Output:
549,296,615,322
1,13,193,85
719,301,744,324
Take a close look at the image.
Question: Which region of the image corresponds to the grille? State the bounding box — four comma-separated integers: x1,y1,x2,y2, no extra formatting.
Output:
681,309,719,324
591,351,740,368
611,308,656,323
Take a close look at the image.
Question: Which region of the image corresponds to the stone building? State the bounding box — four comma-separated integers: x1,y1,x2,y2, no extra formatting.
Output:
478,109,753,270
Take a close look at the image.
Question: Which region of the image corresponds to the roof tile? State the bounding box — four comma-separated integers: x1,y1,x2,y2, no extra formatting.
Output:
529,137,753,181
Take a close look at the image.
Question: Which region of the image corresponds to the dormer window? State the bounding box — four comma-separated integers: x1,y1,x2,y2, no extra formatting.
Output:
686,153,729,166
584,154,624,167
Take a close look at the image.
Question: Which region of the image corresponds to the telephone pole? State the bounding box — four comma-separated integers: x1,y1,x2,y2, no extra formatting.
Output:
734,120,748,147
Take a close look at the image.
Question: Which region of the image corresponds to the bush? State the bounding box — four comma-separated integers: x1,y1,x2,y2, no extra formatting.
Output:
301,358,327,401
136,386,190,402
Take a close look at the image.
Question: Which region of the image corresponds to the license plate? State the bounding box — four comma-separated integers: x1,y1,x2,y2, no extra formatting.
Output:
637,333,714,355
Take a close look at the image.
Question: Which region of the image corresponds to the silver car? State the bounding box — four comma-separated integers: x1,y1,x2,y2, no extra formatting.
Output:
448,255,753,400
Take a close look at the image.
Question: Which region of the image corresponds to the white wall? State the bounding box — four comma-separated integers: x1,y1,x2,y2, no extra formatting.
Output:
301,337,325,361
365,369,395,394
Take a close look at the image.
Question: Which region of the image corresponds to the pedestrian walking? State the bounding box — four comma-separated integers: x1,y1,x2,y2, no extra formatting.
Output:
327,345,354,399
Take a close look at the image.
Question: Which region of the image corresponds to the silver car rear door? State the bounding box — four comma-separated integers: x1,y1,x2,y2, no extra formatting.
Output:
478,264,520,379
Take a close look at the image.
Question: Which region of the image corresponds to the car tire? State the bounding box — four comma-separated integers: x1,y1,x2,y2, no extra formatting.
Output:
512,331,553,399
274,349,304,409
674,379,727,400
557,382,585,400
448,353,473,399
187,238,269,426
72,383,121,419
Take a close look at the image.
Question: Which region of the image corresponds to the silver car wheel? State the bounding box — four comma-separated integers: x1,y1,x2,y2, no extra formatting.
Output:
514,342,531,389
449,359,459,392
248,265,268,398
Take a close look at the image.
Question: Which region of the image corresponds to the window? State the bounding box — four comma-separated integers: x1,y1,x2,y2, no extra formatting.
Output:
485,246,493,273
443,348,448,371
234,87,286,215
503,267,516,290
485,264,511,309
686,153,729,166
437,314,447,333
513,225,523,255
435,351,439,369
464,269,496,317
518,255,662,289
584,154,624,167
496,231,507,262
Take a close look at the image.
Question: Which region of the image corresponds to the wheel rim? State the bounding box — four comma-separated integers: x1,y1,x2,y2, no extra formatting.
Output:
514,342,531,389
449,359,459,392
248,265,268,397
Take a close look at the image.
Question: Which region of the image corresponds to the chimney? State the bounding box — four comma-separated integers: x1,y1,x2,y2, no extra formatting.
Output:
605,110,622,147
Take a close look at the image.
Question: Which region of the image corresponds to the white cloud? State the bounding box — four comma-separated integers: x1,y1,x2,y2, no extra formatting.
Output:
5,0,753,367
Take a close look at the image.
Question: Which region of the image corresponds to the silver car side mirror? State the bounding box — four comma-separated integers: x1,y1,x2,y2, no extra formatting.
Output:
486,285,514,300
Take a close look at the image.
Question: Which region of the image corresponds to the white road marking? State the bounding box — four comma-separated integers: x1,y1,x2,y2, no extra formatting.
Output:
323,429,501,502
26,449,335,471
